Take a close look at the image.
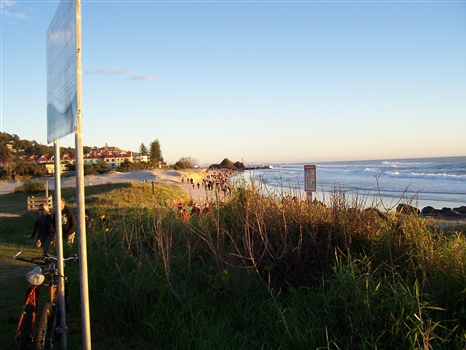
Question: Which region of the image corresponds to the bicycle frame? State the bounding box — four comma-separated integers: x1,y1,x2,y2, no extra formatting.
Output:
11,253,46,350
35,261,61,350
11,251,78,350
14,283,40,345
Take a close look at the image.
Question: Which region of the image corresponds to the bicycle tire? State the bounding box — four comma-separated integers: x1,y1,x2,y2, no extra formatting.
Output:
34,302,52,350
18,304,34,350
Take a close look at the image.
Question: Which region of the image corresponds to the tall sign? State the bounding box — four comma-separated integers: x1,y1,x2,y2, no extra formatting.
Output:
46,0,77,143
46,1,91,349
304,164,316,193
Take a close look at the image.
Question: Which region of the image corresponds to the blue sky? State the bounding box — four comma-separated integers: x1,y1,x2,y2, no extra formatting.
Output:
1,0,465,166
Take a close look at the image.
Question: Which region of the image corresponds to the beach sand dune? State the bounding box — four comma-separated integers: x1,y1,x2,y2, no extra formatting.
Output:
0,168,232,219
0,169,205,194
1,170,464,227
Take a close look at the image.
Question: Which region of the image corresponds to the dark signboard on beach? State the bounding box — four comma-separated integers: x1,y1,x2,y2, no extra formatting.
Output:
304,164,316,192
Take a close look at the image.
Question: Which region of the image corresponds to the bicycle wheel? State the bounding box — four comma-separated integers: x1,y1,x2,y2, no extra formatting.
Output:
34,302,52,350
18,304,34,350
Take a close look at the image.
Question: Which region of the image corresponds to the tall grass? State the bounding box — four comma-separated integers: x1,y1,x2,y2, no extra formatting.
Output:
2,180,465,348
79,180,466,349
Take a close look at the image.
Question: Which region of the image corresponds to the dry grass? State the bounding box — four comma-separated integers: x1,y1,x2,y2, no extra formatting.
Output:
2,179,466,349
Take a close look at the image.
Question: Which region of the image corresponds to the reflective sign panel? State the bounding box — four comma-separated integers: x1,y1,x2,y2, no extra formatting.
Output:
46,0,77,143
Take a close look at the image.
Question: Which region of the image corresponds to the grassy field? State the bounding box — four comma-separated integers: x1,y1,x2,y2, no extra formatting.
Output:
0,182,191,350
1,180,466,349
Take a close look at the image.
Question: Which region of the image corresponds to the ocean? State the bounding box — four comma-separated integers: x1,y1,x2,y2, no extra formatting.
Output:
236,156,466,211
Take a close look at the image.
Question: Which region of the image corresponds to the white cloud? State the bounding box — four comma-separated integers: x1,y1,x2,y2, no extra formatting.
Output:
88,66,156,81
0,0,27,19
95,66,137,75
0,0,15,12
128,75,157,81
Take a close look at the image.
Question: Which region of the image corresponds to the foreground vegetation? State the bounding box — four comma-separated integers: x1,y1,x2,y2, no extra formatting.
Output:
1,180,466,349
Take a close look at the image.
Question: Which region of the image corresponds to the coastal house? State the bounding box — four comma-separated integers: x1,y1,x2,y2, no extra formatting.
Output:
80,149,134,168
132,152,150,163
17,146,140,174
44,154,72,174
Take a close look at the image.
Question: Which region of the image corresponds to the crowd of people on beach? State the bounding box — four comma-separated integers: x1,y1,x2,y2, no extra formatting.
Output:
178,168,237,222
182,168,236,196
202,168,236,195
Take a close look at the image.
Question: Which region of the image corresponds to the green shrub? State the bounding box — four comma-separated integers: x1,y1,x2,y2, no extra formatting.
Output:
0,167,10,180
79,181,466,349
83,164,97,175
14,180,45,193
4,178,465,349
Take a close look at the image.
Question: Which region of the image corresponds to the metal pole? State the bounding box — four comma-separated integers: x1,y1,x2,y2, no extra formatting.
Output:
54,141,67,349
75,0,92,348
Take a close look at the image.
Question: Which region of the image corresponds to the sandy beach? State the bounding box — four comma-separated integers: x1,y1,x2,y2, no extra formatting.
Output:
0,168,231,205
1,169,464,226
0,169,193,194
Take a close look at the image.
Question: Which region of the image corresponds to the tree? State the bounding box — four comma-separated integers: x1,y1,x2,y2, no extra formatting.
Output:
174,156,197,170
96,160,111,174
32,164,47,177
62,146,75,157
0,145,15,177
118,159,134,172
14,159,29,177
83,165,97,176
149,139,163,165
139,143,149,156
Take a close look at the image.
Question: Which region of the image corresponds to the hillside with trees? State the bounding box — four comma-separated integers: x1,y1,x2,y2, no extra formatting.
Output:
0,132,77,179
0,131,245,180
0,132,161,180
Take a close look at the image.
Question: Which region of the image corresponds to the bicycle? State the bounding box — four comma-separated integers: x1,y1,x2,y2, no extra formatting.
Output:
10,251,78,350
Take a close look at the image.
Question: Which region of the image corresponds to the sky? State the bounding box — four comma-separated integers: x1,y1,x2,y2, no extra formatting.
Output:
1,0,465,166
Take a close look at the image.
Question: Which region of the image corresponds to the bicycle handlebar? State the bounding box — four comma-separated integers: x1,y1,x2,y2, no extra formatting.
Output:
12,250,79,265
